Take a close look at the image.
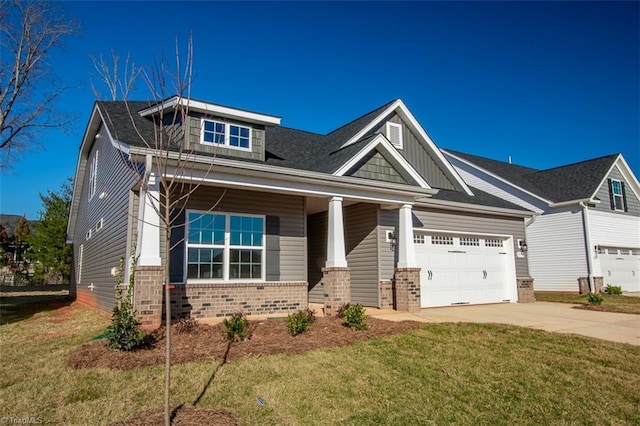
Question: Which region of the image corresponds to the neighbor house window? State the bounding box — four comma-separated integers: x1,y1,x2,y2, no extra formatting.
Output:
611,179,624,211
201,120,251,150
186,211,264,281
89,151,98,199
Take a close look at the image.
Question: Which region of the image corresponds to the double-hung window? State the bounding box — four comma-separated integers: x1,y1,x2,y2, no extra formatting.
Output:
611,179,624,211
186,211,264,281
201,120,251,150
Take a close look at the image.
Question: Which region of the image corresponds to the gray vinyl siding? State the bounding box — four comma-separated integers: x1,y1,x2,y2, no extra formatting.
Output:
593,166,640,216
344,203,379,306
72,124,141,312
371,113,457,190
307,212,327,303
347,151,413,184
169,187,306,283
186,114,265,162
379,207,529,278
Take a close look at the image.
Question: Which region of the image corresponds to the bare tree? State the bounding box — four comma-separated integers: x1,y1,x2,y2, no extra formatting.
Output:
0,1,78,169
94,36,221,426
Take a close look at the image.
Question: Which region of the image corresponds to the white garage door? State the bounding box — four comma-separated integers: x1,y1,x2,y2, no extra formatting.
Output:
600,248,640,292
415,233,514,308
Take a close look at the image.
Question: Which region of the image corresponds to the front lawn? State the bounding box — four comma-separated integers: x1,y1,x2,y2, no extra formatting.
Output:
1,296,639,425
535,292,640,315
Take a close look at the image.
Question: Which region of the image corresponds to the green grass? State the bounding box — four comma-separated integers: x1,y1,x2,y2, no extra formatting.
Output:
535,292,640,315
1,298,640,425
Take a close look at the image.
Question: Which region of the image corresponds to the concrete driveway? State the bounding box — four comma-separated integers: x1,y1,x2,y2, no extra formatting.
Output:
369,302,640,346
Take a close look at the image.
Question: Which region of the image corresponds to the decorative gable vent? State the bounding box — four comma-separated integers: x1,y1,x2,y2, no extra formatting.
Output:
386,122,403,149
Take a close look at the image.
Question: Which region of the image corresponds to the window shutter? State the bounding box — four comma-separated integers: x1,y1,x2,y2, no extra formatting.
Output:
621,182,628,212
608,179,615,210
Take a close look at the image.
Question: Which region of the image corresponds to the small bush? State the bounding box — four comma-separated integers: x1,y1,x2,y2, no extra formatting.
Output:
223,312,248,342
603,285,622,295
337,303,352,318
341,303,368,330
175,317,199,334
105,257,146,351
587,292,604,305
286,308,316,336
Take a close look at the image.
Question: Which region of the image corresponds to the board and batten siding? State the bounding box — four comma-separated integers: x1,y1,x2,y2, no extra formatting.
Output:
186,114,265,162
73,124,141,313
169,187,306,283
526,210,587,292
370,113,457,191
344,203,380,306
307,212,327,304
592,166,640,216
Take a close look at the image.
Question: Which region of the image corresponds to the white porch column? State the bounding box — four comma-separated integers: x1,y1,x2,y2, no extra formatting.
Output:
397,204,417,268
138,171,162,266
326,196,347,268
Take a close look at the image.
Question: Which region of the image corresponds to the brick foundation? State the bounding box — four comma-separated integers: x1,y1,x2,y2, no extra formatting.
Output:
168,281,308,320
516,277,535,303
379,279,394,309
134,265,164,330
322,267,350,316
394,268,421,313
578,276,604,294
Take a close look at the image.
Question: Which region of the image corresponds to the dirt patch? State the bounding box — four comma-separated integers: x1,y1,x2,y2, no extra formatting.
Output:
69,316,422,370
108,405,239,426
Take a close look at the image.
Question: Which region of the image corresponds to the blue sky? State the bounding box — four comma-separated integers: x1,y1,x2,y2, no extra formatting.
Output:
1,1,638,219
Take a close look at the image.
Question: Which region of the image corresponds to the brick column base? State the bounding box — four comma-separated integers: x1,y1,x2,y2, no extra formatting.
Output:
394,268,421,313
516,277,535,303
578,276,604,294
379,279,394,310
322,267,350,316
134,265,163,330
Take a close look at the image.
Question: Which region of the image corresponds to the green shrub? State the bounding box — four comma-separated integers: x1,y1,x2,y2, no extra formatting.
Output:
105,257,146,351
341,303,368,330
286,308,316,336
603,285,622,295
223,312,248,342
337,303,351,318
587,292,604,305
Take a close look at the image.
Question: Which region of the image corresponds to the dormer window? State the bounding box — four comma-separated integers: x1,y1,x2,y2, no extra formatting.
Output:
386,122,403,149
609,179,627,211
202,119,251,150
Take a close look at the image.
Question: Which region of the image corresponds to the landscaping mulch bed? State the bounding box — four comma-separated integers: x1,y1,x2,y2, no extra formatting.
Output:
69,316,422,370
108,406,239,426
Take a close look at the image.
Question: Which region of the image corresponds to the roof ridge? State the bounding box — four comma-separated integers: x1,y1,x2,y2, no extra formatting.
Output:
533,153,619,173
327,99,396,136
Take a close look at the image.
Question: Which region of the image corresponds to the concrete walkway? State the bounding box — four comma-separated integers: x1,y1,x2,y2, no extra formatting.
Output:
368,302,640,346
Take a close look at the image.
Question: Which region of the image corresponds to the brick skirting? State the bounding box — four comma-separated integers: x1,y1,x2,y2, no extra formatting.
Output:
394,268,421,313
516,277,535,303
322,267,350,316
379,279,394,310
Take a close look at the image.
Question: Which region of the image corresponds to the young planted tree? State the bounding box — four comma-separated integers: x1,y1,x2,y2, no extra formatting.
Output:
0,1,78,169
94,37,222,425
26,177,73,284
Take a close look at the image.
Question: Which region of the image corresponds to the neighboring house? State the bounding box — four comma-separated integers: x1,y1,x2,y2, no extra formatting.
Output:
67,96,534,327
443,150,640,294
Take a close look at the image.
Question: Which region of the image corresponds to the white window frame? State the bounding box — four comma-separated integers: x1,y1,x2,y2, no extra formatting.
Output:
611,179,624,211
88,151,98,200
95,218,103,232
201,119,252,151
85,229,92,240
386,121,403,149
185,210,265,282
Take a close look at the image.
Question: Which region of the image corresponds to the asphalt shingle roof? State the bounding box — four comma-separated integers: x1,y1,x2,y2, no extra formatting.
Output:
446,149,619,203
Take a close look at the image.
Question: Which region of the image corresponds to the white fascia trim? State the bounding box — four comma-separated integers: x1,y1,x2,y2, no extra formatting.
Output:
341,100,473,196
592,155,640,202
443,149,554,205
138,96,281,126
416,197,535,218
549,198,601,208
332,134,431,189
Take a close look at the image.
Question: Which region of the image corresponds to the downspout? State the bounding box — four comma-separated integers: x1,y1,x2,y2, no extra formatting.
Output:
580,202,595,293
